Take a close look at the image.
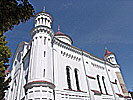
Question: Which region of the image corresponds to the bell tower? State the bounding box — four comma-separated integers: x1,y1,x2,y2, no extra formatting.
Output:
24,6,55,100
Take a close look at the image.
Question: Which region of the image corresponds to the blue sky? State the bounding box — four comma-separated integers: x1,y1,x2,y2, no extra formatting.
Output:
6,0,133,91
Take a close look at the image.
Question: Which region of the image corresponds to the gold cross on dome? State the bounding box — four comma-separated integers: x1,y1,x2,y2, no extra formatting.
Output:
58,24,60,32
43,5,45,12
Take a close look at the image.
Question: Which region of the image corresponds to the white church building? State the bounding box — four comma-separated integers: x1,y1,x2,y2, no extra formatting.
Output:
5,6,131,100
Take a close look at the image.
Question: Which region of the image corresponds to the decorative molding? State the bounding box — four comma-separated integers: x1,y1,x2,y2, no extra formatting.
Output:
91,89,102,95
53,37,117,68
111,81,117,84
115,93,124,97
53,38,82,55
64,89,87,93
61,51,81,62
124,96,131,98
86,75,96,79
91,62,105,70
24,80,55,90
30,26,54,38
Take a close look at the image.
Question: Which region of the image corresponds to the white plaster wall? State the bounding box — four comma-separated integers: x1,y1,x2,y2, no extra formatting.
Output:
86,57,113,94
54,45,88,92
53,43,90,100
29,30,54,84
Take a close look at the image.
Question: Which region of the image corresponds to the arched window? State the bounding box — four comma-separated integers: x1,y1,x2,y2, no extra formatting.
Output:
74,69,80,91
35,20,37,24
66,66,72,89
44,37,46,45
41,17,43,24
97,75,102,93
45,18,47,23
38,18,40,24
115,79,117,84
102,76,108,94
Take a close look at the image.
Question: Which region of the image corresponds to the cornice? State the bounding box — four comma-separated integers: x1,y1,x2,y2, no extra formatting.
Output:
53,37,118,68
53,37,82,55
30,25,54,38
24,80,55,90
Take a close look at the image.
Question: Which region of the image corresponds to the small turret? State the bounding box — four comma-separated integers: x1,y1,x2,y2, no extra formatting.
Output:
34,6,53,28
103,48,117,65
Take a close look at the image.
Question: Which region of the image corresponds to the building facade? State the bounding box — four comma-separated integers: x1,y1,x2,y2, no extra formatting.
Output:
5,7,131,100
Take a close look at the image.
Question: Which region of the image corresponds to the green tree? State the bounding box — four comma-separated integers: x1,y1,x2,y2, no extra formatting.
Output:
0,33,12,99
0,0,34,99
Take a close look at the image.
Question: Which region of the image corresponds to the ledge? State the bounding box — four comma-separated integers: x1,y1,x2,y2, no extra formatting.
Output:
24,80,55,90
115,93,124,97
91,89,102,95
111,81,117,84
64,89,87,93
124,96,131,98
87,75,96,79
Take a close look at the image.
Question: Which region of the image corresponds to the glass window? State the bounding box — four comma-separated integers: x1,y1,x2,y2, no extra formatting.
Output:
66,66,72,89
97,75,102,93
102,76,108,94
74,69,80,91
43,69,45,77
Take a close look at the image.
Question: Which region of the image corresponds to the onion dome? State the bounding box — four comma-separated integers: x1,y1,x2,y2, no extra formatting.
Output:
103,48,112,60
54,25,73,45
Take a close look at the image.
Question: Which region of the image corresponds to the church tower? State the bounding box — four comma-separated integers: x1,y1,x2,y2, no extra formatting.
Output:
5,5,131,100
103,48,129,97
103,48,118,65
24,6,55,100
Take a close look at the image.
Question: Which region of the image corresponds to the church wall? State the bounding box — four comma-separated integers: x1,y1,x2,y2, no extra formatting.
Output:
83,55,114,97
5,7,131,100
29,31,53,83
106,64,124,97
53,43,90,99
54,45,88,91
7,42,30,100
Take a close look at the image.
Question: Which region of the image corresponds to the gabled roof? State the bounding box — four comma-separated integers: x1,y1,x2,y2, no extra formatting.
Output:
103,48,113,60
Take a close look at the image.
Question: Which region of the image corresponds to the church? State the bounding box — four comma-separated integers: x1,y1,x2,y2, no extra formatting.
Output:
5,6,131,100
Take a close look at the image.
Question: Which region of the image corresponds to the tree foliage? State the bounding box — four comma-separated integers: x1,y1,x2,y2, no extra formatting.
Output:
0,33,12,99
0,0,35,33
0,0,34,99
